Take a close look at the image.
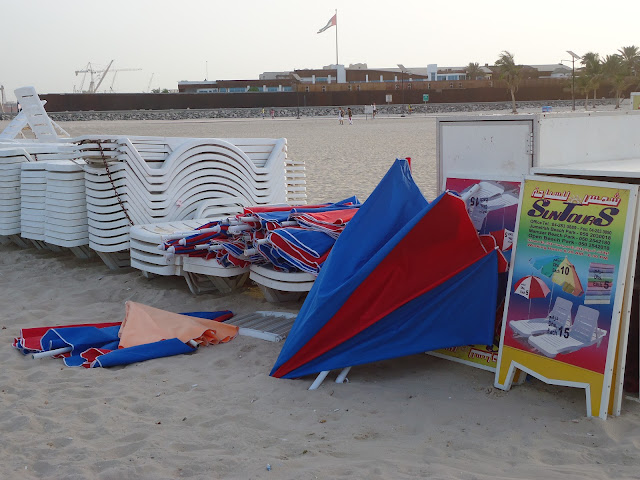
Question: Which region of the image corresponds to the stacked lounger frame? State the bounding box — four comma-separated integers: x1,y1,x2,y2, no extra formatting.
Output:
129,200,250,295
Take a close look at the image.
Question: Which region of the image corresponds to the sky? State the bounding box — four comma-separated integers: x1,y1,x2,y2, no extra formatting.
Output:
2,0,640,101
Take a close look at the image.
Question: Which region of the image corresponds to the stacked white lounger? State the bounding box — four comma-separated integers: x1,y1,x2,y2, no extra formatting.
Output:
0,148,30,245
77,135,301,271
249,264,316,302
44,160,91,258
20,162,47,246
129,200,250,294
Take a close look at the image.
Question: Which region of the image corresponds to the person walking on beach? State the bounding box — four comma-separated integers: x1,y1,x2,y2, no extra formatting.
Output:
270,108,275,119
347,107,353,125
338,107,344,125
262,107,265,119
372,103,377,118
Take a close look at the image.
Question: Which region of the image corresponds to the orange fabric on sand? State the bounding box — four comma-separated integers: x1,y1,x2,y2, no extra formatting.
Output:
118,301,238,349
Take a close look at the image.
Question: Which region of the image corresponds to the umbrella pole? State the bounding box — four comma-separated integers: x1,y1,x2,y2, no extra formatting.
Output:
335,367,351,383
309,370,330,390
32,346,72,359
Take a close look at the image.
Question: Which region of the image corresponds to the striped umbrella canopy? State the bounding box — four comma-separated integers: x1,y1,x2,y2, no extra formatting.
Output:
530,256,584,297
513,275,551,299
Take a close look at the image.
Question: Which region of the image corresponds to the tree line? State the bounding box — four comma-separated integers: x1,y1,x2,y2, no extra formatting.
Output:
465,47,640,113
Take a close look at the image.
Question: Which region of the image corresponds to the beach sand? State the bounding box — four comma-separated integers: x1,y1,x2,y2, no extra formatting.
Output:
1,110,640,479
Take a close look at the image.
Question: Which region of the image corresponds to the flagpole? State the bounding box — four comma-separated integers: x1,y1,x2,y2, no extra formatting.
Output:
335,9,339,65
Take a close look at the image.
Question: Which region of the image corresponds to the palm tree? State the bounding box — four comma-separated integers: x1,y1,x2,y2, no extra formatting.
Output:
575,74,592,110
495,51,522,113
617,45,640,76
602,54,627,108
466,62,483,81
580,52,602,109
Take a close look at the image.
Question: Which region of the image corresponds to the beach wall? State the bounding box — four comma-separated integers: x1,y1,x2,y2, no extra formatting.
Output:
37,82,621,113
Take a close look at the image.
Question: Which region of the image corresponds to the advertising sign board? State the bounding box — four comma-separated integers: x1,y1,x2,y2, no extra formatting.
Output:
495,176,639,418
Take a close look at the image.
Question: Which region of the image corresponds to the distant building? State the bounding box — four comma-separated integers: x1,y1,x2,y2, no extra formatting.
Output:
530,64,573,78
180,61,568,94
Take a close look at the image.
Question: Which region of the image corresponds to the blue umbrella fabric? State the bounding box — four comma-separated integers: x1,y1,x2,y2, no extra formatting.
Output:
271,159,499,379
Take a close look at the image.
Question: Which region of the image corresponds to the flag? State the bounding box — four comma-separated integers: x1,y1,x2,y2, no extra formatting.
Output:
317,14,337,34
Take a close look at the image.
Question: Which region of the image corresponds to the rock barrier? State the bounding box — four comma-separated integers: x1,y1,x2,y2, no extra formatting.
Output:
0,99,619,122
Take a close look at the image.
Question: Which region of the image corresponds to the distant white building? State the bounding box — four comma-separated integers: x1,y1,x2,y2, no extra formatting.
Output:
530,64,573,78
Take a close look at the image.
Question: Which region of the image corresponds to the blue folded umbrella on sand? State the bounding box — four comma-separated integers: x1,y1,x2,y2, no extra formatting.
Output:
13,303,237,368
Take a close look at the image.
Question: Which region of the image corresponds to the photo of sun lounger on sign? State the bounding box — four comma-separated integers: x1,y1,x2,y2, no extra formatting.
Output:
509,296,573,339
460,181,519,232
528,305,607,358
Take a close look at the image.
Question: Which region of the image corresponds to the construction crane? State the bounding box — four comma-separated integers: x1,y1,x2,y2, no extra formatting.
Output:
74,60,142,93
0,85,5,113
147,73,154,93
109,67,143,92
75,60,113,93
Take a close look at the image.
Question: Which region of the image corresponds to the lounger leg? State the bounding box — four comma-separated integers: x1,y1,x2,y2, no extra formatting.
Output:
257,284,303,303
28,240,43,250
207,276,235,294
309,371,330,390
183,272,217,295
206,272,250,294
96,251,131,270
96,252,119,270
44,243,63,253
69,246,95,260
9,235,30,248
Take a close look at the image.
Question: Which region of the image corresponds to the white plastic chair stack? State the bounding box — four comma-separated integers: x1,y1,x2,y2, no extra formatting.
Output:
285,156,307,204
44,160,92,258
84,163,132,268
20,162,48,247
0,148,30,243
78,135,292,270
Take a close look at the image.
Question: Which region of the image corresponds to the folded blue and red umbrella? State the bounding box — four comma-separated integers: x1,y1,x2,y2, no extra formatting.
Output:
271,159,501,379
13,304,236,368
158,198,362,274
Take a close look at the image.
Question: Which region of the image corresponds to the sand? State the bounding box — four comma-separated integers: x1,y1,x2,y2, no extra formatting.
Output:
1,109,640,479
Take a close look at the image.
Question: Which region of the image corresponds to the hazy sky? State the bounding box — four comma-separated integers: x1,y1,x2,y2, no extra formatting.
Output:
2,0,639,100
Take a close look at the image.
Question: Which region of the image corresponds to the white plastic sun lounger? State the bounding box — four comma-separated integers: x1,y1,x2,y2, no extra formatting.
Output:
0,110,29,141
8,87,69,142
528,305,607,358
509,297,573,338
249,264,315,303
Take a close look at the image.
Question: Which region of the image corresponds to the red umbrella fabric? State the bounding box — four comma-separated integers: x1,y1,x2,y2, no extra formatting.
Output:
513,275,550,299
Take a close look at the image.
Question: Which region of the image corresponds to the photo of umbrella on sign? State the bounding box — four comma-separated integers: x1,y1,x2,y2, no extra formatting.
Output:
513,275,551,300
530,256,584,297
511,274,552,324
